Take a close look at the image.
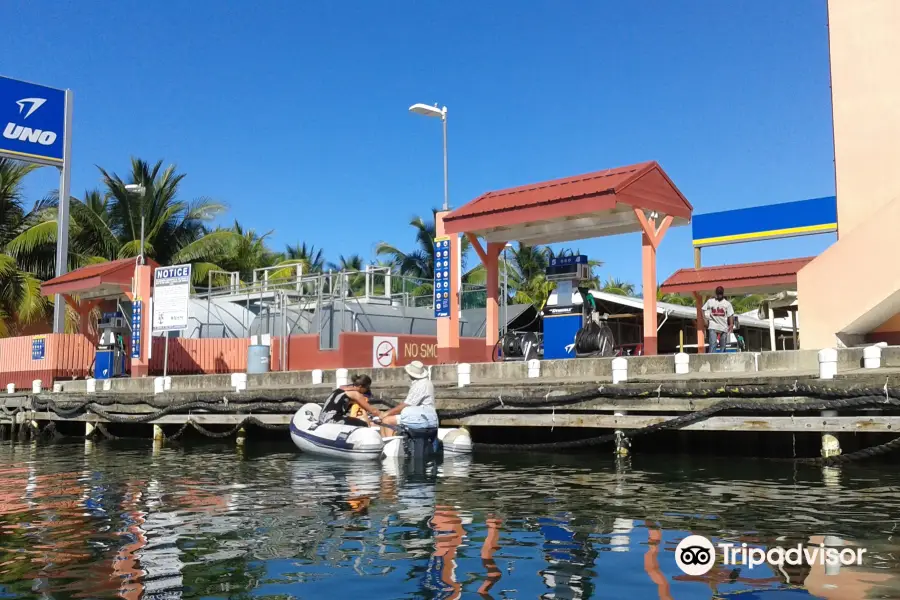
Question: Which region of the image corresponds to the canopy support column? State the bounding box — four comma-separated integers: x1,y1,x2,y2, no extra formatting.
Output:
436,212,460,363
634,209,673,356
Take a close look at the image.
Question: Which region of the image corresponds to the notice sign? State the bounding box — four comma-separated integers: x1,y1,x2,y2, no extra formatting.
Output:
372,336,398,368
153,264,192,332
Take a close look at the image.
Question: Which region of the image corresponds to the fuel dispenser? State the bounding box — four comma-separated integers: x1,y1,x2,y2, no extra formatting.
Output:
95,312,129,379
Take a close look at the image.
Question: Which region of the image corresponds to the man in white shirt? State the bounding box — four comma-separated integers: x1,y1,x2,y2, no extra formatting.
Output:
380,360,439,435
702,286,735,353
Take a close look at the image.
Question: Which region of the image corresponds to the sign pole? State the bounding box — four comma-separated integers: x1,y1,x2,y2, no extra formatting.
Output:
52,89,74,333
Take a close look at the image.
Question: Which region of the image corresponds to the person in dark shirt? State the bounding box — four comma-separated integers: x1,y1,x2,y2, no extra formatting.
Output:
319,374,381,426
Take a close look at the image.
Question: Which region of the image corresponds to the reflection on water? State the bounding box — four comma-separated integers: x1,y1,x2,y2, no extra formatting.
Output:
1,440,900,599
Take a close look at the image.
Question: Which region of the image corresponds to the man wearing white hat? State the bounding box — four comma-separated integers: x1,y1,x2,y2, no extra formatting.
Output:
380,360,439,435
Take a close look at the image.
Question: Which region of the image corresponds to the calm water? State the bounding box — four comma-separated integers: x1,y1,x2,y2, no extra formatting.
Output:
1,439,900,599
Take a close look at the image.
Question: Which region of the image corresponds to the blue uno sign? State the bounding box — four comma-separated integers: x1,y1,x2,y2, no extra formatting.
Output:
0,76,66,165
433,237,451,318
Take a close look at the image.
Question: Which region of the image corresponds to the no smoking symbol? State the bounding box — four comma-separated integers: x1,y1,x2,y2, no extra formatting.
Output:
376,341,395,367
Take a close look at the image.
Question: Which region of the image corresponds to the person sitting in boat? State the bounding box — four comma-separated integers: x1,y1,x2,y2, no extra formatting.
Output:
380,361,439,435
319,375,381,427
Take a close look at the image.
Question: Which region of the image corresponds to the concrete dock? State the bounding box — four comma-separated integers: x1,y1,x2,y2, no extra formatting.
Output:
3,347,900,444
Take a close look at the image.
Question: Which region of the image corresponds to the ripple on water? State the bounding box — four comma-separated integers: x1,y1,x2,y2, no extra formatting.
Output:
2,443,900,598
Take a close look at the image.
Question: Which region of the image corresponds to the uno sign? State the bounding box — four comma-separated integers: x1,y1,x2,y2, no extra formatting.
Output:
0,76,66,165
404,342,437,360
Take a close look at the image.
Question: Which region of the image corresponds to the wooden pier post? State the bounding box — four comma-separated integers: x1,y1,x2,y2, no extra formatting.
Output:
821,410,841,458
614,410,630,457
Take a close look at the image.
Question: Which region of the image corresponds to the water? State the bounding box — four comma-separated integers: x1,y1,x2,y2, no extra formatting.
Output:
2,440,900,599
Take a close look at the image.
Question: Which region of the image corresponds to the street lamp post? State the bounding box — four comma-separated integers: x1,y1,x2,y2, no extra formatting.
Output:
125,184,146,264
408,103,448,211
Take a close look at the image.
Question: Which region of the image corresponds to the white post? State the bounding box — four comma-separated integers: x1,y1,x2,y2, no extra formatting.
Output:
457,363,471,387
153,377,165,395
312,369,324,385
612,357,628,384
32,380,42,393
85,378,96,394
674,352,690,375
336,368,349,387
818,348,838,379
164,376,172,390
768,306,777,351
527,359,541,378
152,424,164,442
85,422,95,437
102,379,111,391
7,383,15,394
52,382,62,393
232,373,247,392
863,345,882,369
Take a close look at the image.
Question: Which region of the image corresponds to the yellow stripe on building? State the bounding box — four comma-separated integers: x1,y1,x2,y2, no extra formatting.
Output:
693,223,836,246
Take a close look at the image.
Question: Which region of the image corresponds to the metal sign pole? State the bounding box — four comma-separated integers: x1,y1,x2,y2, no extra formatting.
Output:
52,89,74,333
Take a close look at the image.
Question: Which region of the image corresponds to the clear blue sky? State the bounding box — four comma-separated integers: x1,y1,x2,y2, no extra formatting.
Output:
3,0,835,287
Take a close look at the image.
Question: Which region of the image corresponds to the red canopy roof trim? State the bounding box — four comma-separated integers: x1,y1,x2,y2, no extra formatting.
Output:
660,257,814,296
41,257,160,299
443,161,692,242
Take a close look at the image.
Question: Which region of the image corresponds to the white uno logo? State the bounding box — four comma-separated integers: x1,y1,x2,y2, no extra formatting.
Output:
3,97,57,147
675,535,716,576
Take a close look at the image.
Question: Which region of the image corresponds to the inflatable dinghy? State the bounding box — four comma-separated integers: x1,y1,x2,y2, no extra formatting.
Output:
290,403,384,460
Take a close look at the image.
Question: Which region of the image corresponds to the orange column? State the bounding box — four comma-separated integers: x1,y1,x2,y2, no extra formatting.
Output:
127,264,153,377
484,242,505,361
435,211,460,363
693,292,706,353
634,209,673,356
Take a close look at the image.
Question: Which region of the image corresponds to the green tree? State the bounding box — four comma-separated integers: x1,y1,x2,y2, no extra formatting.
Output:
284,242,326,272
600,277,636,296
8,158,230,284
0,159,49,336
375,214,472,280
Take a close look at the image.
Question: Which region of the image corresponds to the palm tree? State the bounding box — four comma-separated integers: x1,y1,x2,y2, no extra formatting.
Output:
284,242,326,273
328,254,367,295
600,277,636,296
0,159,49,336
375,214,471,281
8,158,232,287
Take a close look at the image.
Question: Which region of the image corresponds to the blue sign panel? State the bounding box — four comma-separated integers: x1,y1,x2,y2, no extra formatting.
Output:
692,196,837,247
130,300,143,359
549,255,588,267
433,237,451,318
0,76,66,164
31,336,46,360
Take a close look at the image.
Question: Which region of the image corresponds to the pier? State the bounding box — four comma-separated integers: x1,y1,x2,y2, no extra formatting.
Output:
5,346,900,462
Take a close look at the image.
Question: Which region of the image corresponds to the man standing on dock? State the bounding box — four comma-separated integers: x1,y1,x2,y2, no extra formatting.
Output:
703,286,735,353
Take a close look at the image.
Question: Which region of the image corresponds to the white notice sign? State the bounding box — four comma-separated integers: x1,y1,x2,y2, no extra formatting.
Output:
153,264,192,332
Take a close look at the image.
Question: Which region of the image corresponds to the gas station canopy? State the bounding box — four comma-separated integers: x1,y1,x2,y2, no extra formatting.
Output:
41,257,160,300
660,257,814,296
442,161,692,242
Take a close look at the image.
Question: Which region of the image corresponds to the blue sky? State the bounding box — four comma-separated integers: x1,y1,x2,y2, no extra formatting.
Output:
3,0,835,287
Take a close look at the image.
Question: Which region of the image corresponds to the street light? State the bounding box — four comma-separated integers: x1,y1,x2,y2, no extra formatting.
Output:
408,103,449,211
125,184,147,264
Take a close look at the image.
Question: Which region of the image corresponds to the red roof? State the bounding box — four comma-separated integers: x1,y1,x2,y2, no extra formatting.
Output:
660,257,815,295
42,257,159,298
444,161,693,236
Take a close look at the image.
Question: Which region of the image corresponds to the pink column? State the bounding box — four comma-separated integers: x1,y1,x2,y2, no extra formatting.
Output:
634,209,673,356
128,264,153,377
435,212,460,363
484,242,505,360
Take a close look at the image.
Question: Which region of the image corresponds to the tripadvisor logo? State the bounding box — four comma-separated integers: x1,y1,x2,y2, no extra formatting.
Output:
675,535,867,576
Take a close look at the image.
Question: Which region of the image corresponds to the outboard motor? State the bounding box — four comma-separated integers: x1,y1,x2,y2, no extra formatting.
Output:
403,427,442,471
